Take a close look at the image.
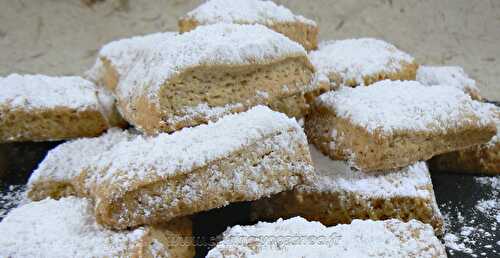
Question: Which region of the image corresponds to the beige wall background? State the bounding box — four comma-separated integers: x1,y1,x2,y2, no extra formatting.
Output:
1,0,499,100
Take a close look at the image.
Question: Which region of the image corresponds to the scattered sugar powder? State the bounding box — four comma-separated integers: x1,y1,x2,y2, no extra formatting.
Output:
182,0,316,27
116,23,306,109
0,197,146,258
206,217,446,258
0,185,28,221
316,80,495,134
309,38,414,86
88,106,304,190
0,74,101,111
416,66,480,97
440,176,499,257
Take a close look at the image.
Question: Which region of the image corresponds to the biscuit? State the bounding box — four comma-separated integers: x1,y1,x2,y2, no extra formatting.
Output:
305,80,497,171
114,23,314,134
0,74,119,142
429,107,500,175
27,128,135,201
178,0,318,51
86,32,178,93
206,217,446,258
309,38,417,91
84,106,314,229
0,197,194,258
251,146,444,235
417,65,482,100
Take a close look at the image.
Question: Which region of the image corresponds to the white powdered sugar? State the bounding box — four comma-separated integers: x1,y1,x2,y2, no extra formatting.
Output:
86,32,178,83
182,0,316,26
0,197,146,258
309,38,414,86
165,102,244,125
116,23,306,108
0,185,28,220
316,80,495,134
305,146,434,199
0,74,101,111
416,65,480,96
88,106,303,189
206,217,446,258
27,128,134,189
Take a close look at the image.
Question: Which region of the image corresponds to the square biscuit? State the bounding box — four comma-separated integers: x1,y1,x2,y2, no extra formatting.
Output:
84,106,314,229
251,146,444,235
178,0,318,51
206,217,446,258
0,74,118,142
417,65,482,100
309,38,418,91
112,23,314,134
305,80,497,171
0,197,194,258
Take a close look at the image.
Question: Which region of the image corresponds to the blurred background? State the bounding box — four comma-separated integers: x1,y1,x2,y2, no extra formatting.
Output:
0,0,499,101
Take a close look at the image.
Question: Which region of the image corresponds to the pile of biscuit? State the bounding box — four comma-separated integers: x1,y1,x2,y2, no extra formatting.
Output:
0,0,498,257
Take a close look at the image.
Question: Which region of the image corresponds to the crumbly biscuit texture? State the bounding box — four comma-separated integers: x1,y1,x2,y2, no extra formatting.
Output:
316,80,493,134
180,0,316,27
417,65,481,100
27,128,135,200
116,23,306,110
85,106,314,228
251,146,444,234
206,217,446,258
309,38,416,88
0,197,194,258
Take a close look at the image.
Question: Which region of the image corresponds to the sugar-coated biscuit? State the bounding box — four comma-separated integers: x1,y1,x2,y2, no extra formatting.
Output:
305,80,497,171
0,197,195,258
112,24,314,134
84,106,314,229
309,38,417,91
0,74,119,142
179,0,318,50
417,65,482,100
206,217,446,258
251,146,444,235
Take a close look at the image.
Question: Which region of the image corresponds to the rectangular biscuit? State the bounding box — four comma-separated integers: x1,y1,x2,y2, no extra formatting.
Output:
429,107,500,175
0,197,194,258
309,38,418,91
84,106,314,229
27,128,135,201
206,217,447,258
306,80,497,171
178,0,318,51
0,74,117,142
251,145,444,235
114,23,314,134
417,65,482,100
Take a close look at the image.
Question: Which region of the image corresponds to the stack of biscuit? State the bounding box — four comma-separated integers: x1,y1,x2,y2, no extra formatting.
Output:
0,0,498,257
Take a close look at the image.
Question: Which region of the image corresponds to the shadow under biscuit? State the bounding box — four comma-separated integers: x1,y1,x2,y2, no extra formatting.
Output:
0,141,63,187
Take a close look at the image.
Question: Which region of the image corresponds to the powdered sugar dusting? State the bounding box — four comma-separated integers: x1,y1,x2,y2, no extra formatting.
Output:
0,74,101,111
183,0,316,26
306,146,434,199
0,197,146,258
0,185,28,220
206,217,446,258
417,65,480,97
316,80,495,134
309,38,414,86
116,23,306,108
89,106,303,189
165,102,244,125
27,128,134,190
